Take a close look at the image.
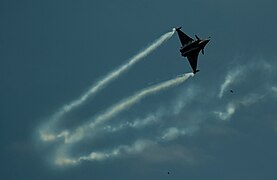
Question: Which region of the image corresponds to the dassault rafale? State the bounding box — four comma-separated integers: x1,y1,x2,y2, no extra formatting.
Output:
175,27,210,74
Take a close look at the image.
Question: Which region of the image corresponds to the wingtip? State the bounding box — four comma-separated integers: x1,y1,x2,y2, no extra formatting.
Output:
173,26,182,31
193,70,200,74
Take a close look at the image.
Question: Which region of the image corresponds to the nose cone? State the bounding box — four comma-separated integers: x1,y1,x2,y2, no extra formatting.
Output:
200,39,210,48
203,39,210,46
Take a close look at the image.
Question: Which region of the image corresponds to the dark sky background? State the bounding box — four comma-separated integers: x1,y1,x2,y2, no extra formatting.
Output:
1,0,277,179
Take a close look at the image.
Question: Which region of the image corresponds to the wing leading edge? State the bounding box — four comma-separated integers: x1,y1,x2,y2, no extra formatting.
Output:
175,27,193,46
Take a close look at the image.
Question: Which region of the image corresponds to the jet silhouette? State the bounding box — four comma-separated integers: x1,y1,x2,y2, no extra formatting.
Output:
175,27,210,74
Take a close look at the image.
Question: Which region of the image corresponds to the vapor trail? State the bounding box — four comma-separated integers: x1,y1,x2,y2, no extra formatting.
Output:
66,73,194,143
92,73,193,126
218,68,243,98
61,30,175,113
40,30,175,139
55,140,153,166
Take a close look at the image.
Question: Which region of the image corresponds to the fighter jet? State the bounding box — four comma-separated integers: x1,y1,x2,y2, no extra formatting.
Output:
175,27,210,74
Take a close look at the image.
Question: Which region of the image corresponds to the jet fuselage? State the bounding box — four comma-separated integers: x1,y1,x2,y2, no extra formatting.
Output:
180,39,210,57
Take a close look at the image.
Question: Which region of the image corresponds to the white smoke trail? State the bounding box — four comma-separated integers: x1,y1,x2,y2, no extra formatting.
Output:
104,111,163,133
218,68,243,98
60,30,175,114
91,73,193,127
214,93,265,121
40,30,175,140
218,60,271,99
55,140,153,166
161,126,199,141
56,125,199,166
65,73,194,144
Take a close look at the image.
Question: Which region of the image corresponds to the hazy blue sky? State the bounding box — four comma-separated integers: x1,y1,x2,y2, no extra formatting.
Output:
1,0,277,179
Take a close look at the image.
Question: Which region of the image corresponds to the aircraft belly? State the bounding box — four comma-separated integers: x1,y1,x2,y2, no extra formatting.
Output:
182,47,199,56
